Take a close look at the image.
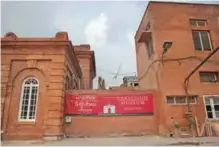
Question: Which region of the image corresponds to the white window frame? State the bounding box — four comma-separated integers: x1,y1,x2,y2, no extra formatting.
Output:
190,20,207,26
203,95,219,120
18,77,39,122
166,95,197,105
194,31,212,51
199,71,219,83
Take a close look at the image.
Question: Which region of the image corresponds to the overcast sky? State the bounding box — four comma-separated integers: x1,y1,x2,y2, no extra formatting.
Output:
1,1,219,89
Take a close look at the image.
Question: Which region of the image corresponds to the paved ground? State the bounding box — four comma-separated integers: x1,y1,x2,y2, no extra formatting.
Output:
2,136,219,146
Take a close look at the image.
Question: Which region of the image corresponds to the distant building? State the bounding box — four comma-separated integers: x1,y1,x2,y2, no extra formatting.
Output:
123,76,139,87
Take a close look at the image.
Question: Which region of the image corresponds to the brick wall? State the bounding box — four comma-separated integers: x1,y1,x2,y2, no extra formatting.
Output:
74,45,96,89
64,116,157,137
63,89,162,137
135,2,219,135
0,32,82,140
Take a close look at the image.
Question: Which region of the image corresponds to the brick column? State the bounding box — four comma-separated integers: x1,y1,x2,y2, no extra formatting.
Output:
43,63,65,140
1,65,10,135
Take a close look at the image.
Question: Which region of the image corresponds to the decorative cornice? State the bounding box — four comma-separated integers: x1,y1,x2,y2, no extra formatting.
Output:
1,32,83,79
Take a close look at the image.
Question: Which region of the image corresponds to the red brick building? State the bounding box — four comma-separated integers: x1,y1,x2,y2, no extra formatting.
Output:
135,1,219,135
1,1,219,141
1,32,96,140
74,45,96,89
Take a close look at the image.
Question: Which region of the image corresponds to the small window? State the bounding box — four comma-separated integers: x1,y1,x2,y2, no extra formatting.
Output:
167,96,175,104
19,77,39,121
190,20,207,26
192,31,212,51
167,95,197,104
146,38,154,58
188,96,197,104
199,72,219,83
175,96,186,104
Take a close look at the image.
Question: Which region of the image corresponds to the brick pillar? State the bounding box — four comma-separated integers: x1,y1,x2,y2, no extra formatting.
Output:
43,91,64,140
1,65,10,135
43,66,65,140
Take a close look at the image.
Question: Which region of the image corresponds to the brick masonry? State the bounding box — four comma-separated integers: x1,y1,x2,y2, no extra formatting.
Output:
1,32,95,140
2,2,219,141
63,89,161,137
135,1,219,135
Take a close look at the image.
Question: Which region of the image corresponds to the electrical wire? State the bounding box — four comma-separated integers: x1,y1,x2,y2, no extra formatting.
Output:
114,63,123,79
138,56,205,82
137,47,219,115
184,46,219,96
97,67,136,76
97,54,218,80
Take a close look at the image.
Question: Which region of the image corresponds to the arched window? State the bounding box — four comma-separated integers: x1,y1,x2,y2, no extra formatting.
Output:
19,77,39,121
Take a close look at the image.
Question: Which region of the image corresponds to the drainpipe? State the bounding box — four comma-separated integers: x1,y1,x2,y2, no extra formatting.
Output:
183,46,219,130
183,46,219,111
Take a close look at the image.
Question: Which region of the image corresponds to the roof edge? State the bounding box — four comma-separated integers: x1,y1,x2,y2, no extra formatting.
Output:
1,32,69,41
135,1,151,39
135,1,219,38
149,1,219,6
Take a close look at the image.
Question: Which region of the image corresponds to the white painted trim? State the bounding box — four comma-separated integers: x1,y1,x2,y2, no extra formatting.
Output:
26,85,33,119
166,95,197,105
198,32,204,51
196,31,212,51
18,81,25,121
207,31,213,51
34,84,40,120
18,77,39,122
167,103,196,106
203,95,219,120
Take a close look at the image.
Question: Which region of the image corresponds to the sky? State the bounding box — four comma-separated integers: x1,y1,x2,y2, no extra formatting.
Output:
1,0,219,89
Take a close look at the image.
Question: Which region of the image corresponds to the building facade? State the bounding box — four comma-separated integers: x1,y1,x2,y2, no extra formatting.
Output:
135,1,219,135
123,76,139,88
1,2,219,140
1,32,96,140
74,45,96,89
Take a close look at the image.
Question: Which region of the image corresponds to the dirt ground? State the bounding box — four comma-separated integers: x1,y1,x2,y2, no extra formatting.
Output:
2,136,219,146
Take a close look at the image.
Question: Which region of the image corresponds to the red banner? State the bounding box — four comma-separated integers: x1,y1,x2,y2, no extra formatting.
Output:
64,92,154,115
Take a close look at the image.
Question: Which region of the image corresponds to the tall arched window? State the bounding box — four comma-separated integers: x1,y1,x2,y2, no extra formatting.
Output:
19,77,39,121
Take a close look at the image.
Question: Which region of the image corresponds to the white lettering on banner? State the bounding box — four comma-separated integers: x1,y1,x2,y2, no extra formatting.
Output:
72,95,97,108
118,95,149,105
75,101,97,107
121,101,145,105
124,107,142,111
118,96,148,101
78,107,92,112
75,95,96,101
